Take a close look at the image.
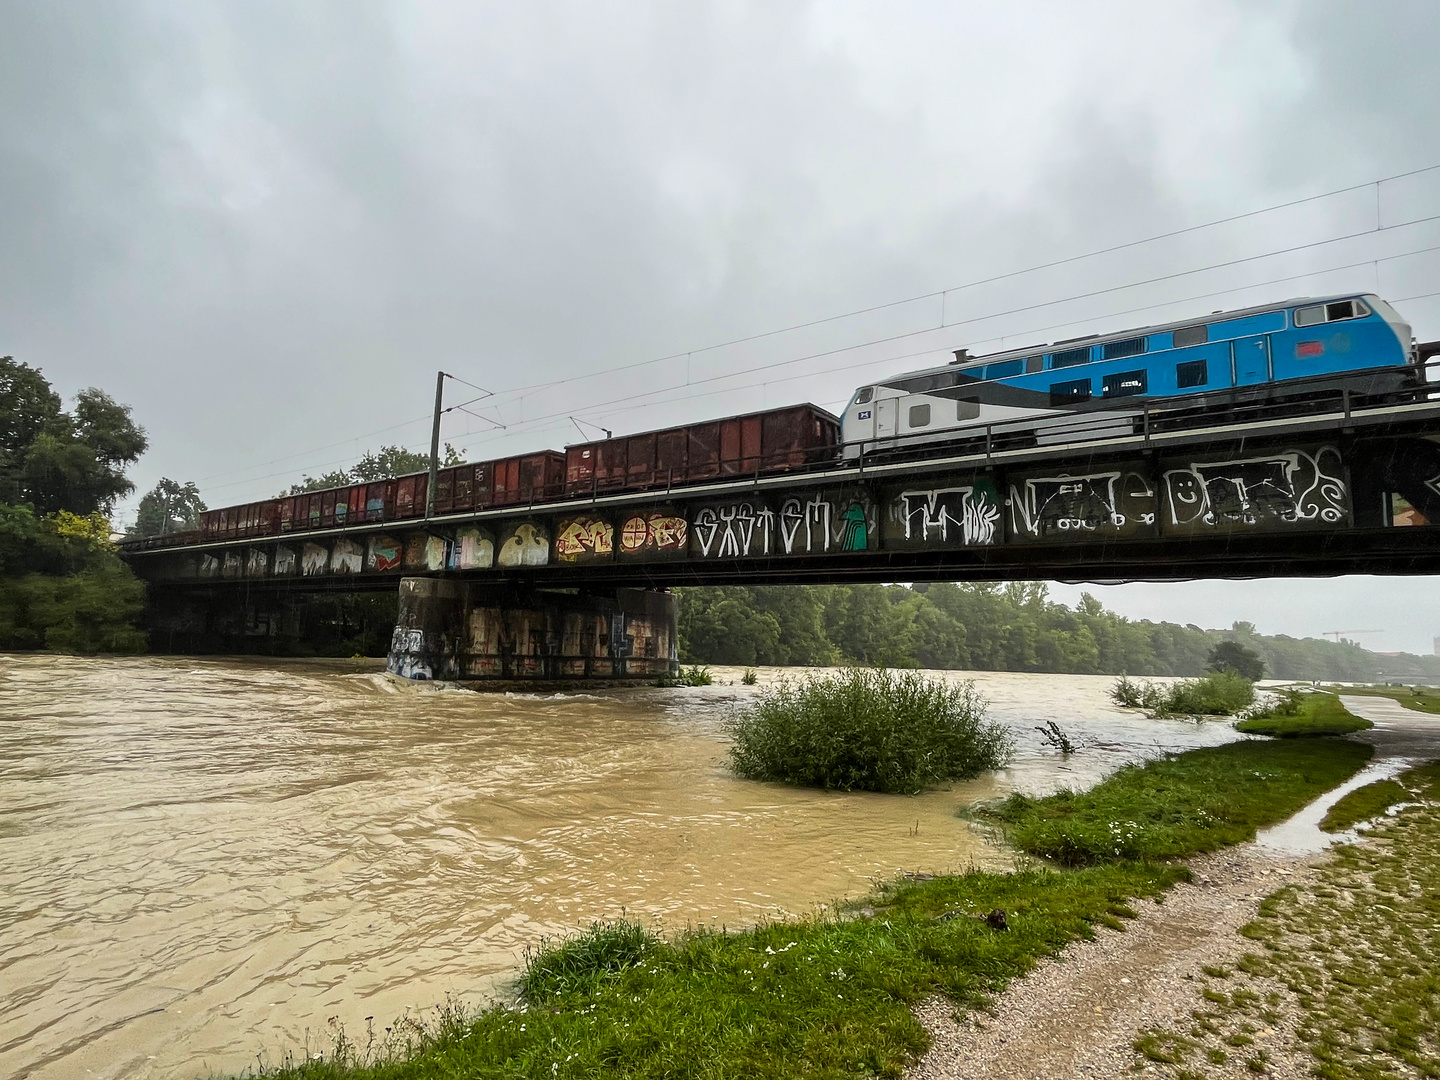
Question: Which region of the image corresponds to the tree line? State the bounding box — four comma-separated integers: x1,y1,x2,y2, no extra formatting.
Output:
677,582,1440,683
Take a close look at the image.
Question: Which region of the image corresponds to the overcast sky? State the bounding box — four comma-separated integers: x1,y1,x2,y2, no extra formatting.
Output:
3,1,1439,653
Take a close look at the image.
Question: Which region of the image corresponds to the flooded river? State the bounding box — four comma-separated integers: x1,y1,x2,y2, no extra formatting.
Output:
0,656,1245,1080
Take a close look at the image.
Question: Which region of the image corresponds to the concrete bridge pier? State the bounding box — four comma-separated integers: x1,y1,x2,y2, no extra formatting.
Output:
386,578,679,684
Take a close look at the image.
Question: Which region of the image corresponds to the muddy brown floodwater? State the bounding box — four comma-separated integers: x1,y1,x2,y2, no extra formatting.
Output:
0,656,1246,1080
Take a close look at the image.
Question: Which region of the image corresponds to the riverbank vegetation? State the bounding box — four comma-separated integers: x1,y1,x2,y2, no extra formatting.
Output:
982,739,1372,866
1111,671,1256,717
1319,777,1410,832
1,356,151,652
677,583,1440,682
726,668,1013,794
1234,690,1371,738
243,735,1372,1080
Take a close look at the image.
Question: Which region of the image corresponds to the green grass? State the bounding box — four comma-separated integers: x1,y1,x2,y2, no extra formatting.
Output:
1319,778,1410,832
240,862,1189,1080
726,668,1013,794
1328,684,1440,715
1234,690,1372,738
229,739,1374,1080
982,739,1373,866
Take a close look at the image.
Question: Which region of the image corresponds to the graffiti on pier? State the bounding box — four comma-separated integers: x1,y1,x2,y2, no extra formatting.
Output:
497,522,550,567
692,500,776,558
449,527,493,570
246,549,268,577
273,546,297,576
619,512,688,558
367,536,402,573
1162,446,1348,533
884,478,1001,548
301,543,329,576
330,538,364,574
555,518,615,562
199,553,220,578
223,551,243,578
1008,468,1157,542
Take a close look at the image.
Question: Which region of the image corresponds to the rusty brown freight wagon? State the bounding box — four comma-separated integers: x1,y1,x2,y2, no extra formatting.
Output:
564,404,839,495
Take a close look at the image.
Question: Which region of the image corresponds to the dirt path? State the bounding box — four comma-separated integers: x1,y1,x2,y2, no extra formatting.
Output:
908,696,1440,1080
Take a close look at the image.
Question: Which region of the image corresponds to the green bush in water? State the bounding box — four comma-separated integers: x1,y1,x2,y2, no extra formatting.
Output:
1158,671,1255,716
726,667,1013,794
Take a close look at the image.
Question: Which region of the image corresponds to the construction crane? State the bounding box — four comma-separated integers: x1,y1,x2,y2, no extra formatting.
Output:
1324,630,1384,644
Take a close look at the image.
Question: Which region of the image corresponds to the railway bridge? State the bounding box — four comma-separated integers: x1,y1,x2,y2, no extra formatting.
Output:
123,385,1440,682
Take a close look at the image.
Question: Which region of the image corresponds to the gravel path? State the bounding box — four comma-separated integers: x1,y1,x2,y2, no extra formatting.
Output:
906,843,1321,1079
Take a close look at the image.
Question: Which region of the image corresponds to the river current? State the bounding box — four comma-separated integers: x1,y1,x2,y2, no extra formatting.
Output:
0,656,1246,1080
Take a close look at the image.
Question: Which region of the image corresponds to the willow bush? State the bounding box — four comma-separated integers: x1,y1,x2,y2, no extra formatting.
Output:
726,668,1013,794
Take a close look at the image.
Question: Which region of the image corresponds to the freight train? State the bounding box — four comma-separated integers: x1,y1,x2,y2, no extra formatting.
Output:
186,292,1422,545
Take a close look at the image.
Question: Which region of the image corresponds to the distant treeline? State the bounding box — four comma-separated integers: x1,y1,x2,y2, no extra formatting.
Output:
676,583,1440,683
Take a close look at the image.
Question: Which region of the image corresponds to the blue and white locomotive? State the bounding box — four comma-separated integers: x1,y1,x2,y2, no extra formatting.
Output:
842,293,1418,456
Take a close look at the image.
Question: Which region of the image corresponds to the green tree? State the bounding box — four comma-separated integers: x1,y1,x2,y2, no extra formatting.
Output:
17,387,148,515
128,478,207,538
1207,640,1265,681
0,356,63,503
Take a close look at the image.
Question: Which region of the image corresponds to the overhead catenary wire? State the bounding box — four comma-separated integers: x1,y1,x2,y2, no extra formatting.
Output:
192,235,1440,499
180,163,1440,495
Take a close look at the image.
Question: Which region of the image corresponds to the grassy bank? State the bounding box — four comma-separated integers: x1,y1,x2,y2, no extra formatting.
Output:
982,739,1372,866
1234,690,1372,738
1130,760,1440,1078
1327,684,1440,715
245,737,1371,1080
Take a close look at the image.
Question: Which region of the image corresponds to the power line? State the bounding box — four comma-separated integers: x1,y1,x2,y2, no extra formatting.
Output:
189,192,1440,497
454,162,1440,405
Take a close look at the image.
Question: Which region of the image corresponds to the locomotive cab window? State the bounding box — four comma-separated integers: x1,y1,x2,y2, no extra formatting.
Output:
1295,299,1370,327
1173,324,1208,347
854,386,874,405
908,403,931,428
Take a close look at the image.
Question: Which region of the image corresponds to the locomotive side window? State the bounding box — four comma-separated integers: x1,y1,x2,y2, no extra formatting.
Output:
1294,304,1325,327
1102,337,1145,360
1173,324,1208,347
908,403,931,427
1025,355,1044,373
1052,346,1090,368
1050,378,1091,405
1176,359,1208,388
957,397,980,420
1102,369,1148,397
855,386,874,405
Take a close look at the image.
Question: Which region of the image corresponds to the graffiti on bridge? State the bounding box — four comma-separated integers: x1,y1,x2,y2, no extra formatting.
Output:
1162,447,1348,533
1008,468,1157,542
690,491,876,558
884,478,1001,548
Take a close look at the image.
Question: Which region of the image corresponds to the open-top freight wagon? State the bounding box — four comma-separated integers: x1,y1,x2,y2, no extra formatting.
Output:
194,404,840,543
